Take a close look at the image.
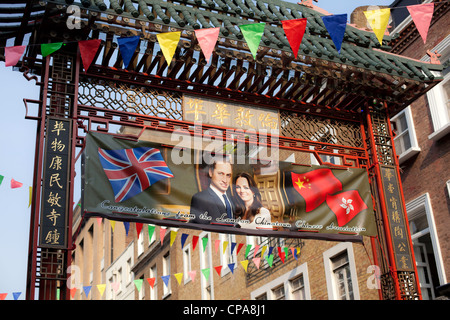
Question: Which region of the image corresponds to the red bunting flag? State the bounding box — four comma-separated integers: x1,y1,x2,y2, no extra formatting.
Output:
195,27,220,64
192,235,199,250
407,3,435,44
11,178,23,189
325,190,368,227
281,18,307,59
78,39,101,72
146,277,156,289
5,45,26,67
136,222,143,239
291,169,342,212
214,265,223,276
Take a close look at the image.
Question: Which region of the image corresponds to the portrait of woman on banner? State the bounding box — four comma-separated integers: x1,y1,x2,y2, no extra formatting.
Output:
232,172,273,230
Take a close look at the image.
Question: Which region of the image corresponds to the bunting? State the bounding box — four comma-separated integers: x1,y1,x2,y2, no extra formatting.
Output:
5,45,26,67
41,42,64,57
156,31,181,65
321,14,347,53
407,3,435,44
364,8,391,45
78,39,101,72
194,27,220,64
281,18,307,58
239,23,265,59
117,35,140,69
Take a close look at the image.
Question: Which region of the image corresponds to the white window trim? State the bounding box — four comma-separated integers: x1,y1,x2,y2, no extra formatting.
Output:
446,180,450,199
405,193,447,285
422,34,450,141
323,242,360,300
250,262,311,300
219,233,236,277
391,106,421,164
182,243,192,285
199,231,214,300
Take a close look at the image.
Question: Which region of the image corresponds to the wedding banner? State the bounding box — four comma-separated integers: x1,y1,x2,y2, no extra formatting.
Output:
83,131,376,241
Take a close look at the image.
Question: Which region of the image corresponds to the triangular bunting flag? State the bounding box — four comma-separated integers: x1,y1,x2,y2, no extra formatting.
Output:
12,292,21,300
96,284,106,297
123,221,130,236
201,268,211,281
214,265,223,276
134,279,143,292
160,227,167,245
281,18,307,58
11,178,23,189
202,236,209,252
188,270,197,282
245,244,252,258
161,275,171,287
5,45,26,67
223,241,228,254
253,257,261,269
112,282,120,292
0,175,4,186
253,245,260,258
261,246,267,258
96,217,102,227
237,243,244,254
148,225,155,242
407,3,434,44
117,35,140,69
83,286,92,297
239,23,265,59
284,247,289,260
147,277,156,289
41,42,64,57
174,273,183,285
136,223,143,239
240,260,249,272
215,239,220,253
170,230,177,246
192,235,199,250
195,27,220,64
230,242,237,254
181,233,188,248
266,254,274,267
364,8,391,45
157,32,181,65
70,288,77,299
228,263,236,274
290,247,297,260
29,186,32,208
0,293,7,300
110,220,116,232
321,14,347,53
268,246,274,257
78,39,101,72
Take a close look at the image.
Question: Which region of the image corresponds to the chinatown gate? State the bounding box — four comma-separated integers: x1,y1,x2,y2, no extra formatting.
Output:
0,0,444,300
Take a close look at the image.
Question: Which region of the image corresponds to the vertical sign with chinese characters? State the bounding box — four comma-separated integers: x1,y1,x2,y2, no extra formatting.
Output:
380,165,414,271
183,95,279,131
39,118,72,248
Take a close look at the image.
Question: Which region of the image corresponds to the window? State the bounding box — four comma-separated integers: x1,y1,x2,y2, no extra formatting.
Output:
163,252,171,298
219,233,236,275
250,263,310,300
182,244,192,284
137,228,144,256
391,106,420,164
331,252,354,300
424,34,450,141
406,193,447,299
323,242,360,300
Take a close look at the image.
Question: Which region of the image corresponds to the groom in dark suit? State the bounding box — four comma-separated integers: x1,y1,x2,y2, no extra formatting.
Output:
190,160,234,225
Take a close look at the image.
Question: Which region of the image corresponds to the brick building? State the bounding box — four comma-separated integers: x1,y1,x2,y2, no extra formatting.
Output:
386,0,450,299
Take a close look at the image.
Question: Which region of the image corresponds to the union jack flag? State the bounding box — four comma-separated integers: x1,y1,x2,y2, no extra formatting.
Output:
98,147,173,202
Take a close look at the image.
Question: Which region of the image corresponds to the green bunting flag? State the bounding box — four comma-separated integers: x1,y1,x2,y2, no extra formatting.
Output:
239,23,265,59
148,225,155,242
0,175,4,186
134,279,143,292
41,42,64,57
201,268,210,281
202,236,208,252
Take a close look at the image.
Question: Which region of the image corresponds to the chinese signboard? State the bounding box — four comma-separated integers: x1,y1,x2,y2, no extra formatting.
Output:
83,131,376,242
39,118,72,248
183,95,280,131
380,166,414,271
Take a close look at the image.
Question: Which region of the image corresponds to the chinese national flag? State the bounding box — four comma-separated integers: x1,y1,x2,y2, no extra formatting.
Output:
326,190,368,226
291,169,342,212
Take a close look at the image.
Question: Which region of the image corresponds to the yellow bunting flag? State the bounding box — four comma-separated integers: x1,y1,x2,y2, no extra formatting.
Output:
240,260,249,273
170,230,177,246
110,220,116,232
156,32,181,65
364,8,391,45
28,186,32,208
174,273,183,285
222,241,228,254
96,284,106,297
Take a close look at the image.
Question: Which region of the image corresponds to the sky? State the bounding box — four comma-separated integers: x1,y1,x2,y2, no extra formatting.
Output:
0,0,395,300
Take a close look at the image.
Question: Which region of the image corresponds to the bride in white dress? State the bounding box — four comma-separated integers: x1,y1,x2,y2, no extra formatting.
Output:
232,172,273,230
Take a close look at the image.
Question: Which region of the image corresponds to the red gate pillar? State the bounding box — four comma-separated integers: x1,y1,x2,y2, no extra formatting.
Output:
365,104,422,300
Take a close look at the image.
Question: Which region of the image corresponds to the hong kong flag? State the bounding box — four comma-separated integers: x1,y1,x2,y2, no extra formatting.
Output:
291,169,342,212
326,190,368,226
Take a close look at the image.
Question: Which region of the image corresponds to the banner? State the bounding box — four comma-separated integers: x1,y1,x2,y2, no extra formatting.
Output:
83,132,376,241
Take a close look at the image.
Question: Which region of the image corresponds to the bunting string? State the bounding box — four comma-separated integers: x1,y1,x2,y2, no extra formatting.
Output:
1,2,441,70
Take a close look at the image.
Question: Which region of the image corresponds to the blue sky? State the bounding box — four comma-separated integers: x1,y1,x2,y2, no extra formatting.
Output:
0,0,395,300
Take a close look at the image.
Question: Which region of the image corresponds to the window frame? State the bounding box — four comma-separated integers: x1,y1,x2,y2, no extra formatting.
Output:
391,106,421,164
